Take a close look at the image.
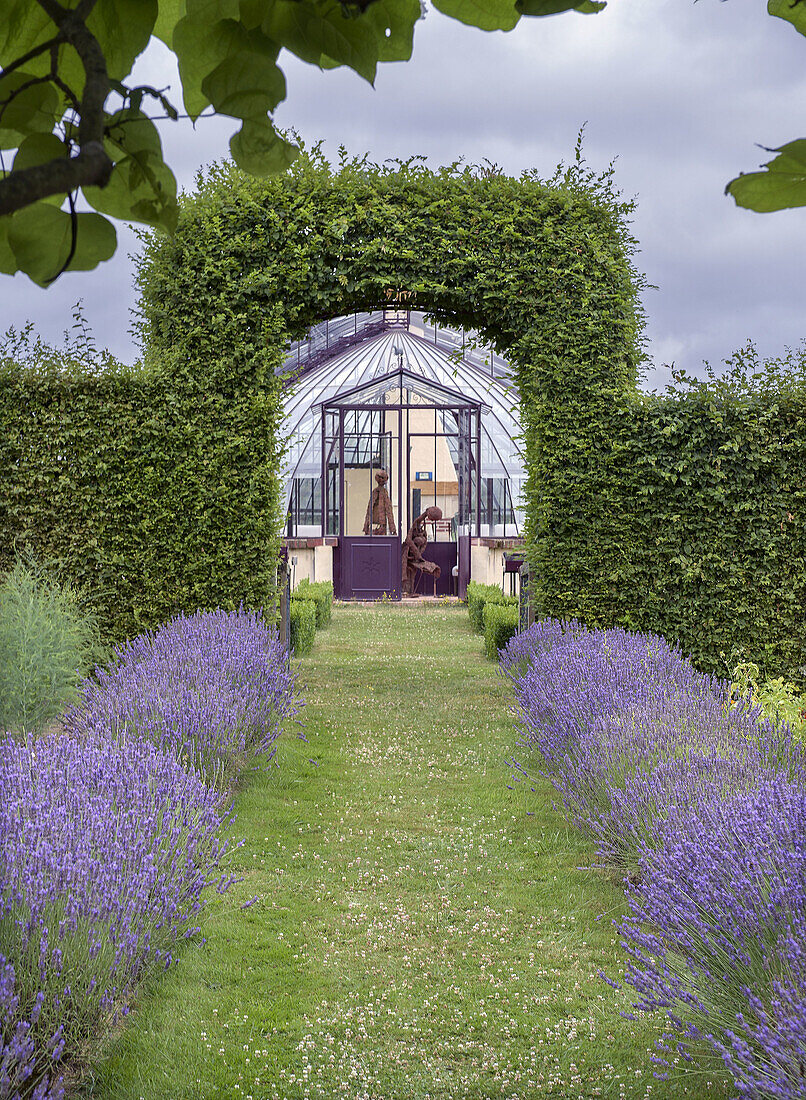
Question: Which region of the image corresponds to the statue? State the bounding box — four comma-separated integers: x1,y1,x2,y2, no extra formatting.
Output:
402,505,442,596
363,469,396,535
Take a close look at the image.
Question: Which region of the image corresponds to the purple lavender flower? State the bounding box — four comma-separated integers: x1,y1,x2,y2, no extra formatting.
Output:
503,618,806,1097
619,779,806,1099
2,608,301,1099
0,732,227,1099
65,608,300,784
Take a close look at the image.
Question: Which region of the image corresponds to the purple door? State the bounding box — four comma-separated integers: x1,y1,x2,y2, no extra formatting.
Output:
413,542,457,597
337,537,401,600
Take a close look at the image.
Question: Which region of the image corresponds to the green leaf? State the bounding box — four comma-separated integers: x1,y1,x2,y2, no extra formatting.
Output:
9,132,67,204
431,0,521,32
11,130,65,171
0,216,17,274
768,0,806,37
0,1,53,73
727,139,806,212
229,118,297,176
202,51,286,118
104,107,166,160
0,71,60,137
153,0,187,45
262,0,380,82
7,204,116,284
86,0,158,80
173,7,275,118
361,0,421,62
84,154,178,232
83,108,177,231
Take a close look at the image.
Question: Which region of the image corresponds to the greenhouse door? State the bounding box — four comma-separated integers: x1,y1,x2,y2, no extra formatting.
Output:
339,537,400,600
323,366,482,601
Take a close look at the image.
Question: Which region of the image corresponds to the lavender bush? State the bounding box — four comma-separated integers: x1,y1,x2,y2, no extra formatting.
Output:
0,732,230,1100
620,778,806,1098
504,619,806,1098
504,620,804,872
2,608,301,1100
66,608,299,785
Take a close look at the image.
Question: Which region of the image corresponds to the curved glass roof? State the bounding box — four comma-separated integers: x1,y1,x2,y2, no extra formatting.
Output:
281,315,525,530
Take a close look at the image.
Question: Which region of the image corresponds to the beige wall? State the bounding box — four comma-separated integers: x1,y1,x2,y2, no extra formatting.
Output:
470,544,507,589
290,545,334,588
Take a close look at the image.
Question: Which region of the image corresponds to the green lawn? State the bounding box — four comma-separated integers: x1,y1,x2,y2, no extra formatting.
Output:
85,605,731,1100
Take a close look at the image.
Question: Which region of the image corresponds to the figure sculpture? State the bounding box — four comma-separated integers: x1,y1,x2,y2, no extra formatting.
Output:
401,505,442,596
363,469,396,535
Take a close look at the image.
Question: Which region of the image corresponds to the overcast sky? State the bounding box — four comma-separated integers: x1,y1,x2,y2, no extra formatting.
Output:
1,0,804,391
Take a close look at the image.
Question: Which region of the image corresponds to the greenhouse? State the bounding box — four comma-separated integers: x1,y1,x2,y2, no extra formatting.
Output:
281,310,525,600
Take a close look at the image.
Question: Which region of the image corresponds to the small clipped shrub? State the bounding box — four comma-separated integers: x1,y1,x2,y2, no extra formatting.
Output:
290,598,316,656
0,555,105,738
467,582,515,633
483,602,520,660
294,579,333,628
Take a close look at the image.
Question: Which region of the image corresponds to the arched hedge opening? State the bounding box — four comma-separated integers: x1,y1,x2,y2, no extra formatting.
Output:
132,148,644,631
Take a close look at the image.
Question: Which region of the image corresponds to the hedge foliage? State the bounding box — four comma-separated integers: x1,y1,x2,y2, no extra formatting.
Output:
527,343,806,680
467,581,517,634
293,579,333,628
483,602,520,661
0,282,285,640
289,597,316,656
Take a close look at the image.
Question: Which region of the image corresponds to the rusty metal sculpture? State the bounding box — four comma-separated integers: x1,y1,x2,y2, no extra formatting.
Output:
363,469,396,536
401,505,442,596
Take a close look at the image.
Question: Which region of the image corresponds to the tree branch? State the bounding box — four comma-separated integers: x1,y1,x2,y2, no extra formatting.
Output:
0,143,110,215
0,34,61,80
0,0,112,216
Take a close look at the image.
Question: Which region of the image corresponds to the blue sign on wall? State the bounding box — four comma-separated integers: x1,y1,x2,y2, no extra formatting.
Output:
415,471,433,481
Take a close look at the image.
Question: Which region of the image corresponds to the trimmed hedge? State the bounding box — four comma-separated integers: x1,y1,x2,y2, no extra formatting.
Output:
294,579,333,628
0,318,286,641
134,149,641,654
524,344,806,680
289,598,316,656
483,602,520,661
467,582,517,633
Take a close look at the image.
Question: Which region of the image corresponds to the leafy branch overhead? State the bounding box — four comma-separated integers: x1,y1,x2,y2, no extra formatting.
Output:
0,0,804,287
725,0,806,212
0,0,607,285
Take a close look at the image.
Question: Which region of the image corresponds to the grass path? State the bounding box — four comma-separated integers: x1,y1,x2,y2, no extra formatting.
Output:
88,605,729,1100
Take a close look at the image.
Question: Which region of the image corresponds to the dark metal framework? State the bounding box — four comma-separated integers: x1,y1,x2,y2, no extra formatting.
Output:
317,367,486,543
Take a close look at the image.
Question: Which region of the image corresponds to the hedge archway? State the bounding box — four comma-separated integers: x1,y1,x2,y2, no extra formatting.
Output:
135,148,645,621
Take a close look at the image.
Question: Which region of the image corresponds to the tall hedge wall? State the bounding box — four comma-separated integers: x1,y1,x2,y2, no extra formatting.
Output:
529,346,806,680
0,322,285,639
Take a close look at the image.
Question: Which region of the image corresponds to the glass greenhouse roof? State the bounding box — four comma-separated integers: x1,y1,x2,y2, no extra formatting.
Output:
281,316,525,529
